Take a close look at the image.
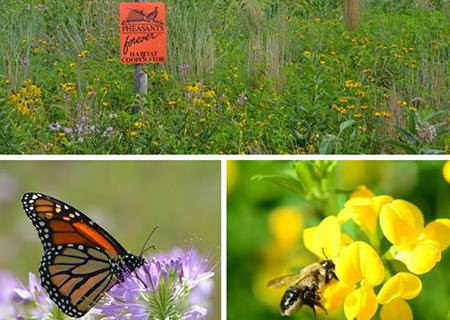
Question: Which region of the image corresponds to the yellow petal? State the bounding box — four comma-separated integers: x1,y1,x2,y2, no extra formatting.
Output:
344,284,378,320
341,195,393,235
425,218,450,251
402,240,441,274
443,161,450,183
377,272,422,304
337,241,384,286
380,200,424,246
336,242,362,285
303,216,341,259
350,185,375,198
323,281,355,311
268,206,303,249
359,242,385,285
337,207,352,224
380,299,413,320
371,195,394,213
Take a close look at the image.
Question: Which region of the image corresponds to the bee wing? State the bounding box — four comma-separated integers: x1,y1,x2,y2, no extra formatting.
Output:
267,273,310,288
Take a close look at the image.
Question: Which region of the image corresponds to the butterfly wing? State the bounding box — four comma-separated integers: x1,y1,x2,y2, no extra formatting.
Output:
40,245,118,317
21,193,134,318
22,192,128,255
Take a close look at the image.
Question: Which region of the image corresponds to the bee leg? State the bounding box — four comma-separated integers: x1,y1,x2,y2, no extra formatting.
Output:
332,270,338,281
315,300,327,315
311,305,317,317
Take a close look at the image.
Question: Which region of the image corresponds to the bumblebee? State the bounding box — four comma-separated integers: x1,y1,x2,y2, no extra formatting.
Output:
267,259,338,316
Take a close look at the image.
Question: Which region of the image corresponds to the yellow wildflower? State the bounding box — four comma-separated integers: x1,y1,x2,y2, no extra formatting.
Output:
186,82,201,94
345,80,354,88
59,82,77,93
377,272,422,320
78,50,89,58
8,80,43,115
443,161,450,183
134,121,144,129
161,71,169,81
380,200,450,274
355,90,367,97
203,89,216,98
303,50,312,58
168,100,177,108
129,130,138,138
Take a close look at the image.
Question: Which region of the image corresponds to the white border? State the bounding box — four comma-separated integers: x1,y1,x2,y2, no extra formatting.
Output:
0,154,448,161
220,160,227,320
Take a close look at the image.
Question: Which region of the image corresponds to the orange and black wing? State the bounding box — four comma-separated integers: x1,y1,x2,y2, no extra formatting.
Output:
40,244,118,317
21,192,130,318
22,192,128,255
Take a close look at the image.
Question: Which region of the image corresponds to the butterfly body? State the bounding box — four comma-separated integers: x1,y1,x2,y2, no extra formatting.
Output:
22,193,144,318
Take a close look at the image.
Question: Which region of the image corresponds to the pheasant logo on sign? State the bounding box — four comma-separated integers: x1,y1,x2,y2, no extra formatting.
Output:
119,2,166,64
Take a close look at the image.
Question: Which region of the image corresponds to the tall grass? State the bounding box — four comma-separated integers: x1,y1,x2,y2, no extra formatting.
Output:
0,0,448,154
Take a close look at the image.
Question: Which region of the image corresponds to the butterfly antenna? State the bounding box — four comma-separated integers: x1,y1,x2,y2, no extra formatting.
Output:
139,226,159,257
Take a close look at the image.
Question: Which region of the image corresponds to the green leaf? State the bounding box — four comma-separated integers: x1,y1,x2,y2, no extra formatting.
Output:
339,119,356,135
318,135,337,154
424,110,449,122
295,162,317,195
251,174,306,196
395,126,420,145
386,140,417,153
407,110,417,134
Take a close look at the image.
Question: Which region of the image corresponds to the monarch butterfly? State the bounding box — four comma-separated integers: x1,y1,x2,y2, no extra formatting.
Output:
21,192,151,318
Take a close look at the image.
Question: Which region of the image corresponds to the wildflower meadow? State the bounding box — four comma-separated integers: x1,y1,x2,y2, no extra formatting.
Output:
227,160,450,319
0,0,448,154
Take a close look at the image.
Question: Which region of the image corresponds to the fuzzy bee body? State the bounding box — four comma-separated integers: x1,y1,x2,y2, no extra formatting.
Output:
268,260,338,316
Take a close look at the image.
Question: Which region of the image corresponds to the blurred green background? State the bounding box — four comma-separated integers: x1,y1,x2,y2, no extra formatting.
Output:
227,160,450,320
0,160,221,319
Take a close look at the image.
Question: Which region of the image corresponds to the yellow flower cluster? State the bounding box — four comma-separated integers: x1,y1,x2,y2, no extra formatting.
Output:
186,81,202,94
303,186,449,320
8,79,43,115
59,82,77,93
78,50,89,58
345,79,363,89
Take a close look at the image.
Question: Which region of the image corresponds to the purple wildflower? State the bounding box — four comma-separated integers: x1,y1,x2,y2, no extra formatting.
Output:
22,57,29,68
12,273,53,319
178,64,190,77
64,127,73,134
95,248,214,320
49,122,61,131
63,93,71,102
0,271,22,318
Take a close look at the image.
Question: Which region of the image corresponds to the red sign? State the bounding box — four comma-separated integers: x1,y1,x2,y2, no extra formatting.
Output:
119,2,166,64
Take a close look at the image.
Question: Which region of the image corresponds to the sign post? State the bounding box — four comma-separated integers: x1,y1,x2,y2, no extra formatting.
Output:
119,1,166,111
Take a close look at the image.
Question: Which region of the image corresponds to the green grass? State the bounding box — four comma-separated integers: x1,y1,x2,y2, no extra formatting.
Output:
0,0,448,154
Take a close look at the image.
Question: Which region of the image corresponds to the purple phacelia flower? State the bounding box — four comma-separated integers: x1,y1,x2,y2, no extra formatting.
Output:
0,271,22,318
95,248,214,320
22,57,29,68
49,122,61,131
9,273,53,319
64,127,73,134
